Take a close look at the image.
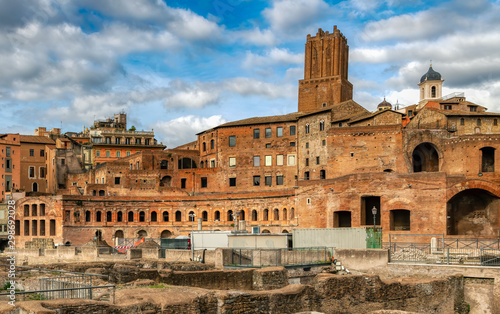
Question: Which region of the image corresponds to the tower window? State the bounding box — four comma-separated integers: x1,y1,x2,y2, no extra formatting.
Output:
431,86,436,98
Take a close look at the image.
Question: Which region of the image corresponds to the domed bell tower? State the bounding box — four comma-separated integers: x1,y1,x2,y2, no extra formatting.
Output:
418,63,443,106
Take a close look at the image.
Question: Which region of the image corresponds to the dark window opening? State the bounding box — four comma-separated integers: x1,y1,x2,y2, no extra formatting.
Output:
276,175,283,185
334,211,352,227
99,190,105,196
181,178,186,189
85,211,91,222
252,210,258,221
361,196,380,226
175,211,182,222
283,208,287,220
24,204,29,216
201,177,207,188
229,177,236,187
107,211,112,222
15,220,20,236
431,86,436,98
32,220,37,236
160,160,168,169
40,204,45,216
320,170,326,179
115,177,120,185
96,211,102,222
253,175,260,186
265,176,272,186
460,118,465,125
214,211,220,221
304,171,309,180
265,128,271,138
39,220,45,236
254,129,260,139
210,139,214,149
139,211,145,222
263,209,269,221
24,220,29,236
390,210,410,231
229,135,236,147
227,210,233,221
128,211,134,222
178,158,197,169
117,211,123,222
202,211,208,221
290,125,296,136
163,211,169,222
160,176,172,187
50,219,56,236
481,147,495,172
273,208,279,220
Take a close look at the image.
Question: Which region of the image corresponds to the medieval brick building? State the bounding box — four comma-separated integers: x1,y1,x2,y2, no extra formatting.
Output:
12,26,500,248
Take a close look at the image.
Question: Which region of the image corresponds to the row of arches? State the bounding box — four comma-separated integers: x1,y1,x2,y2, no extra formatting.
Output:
81,207,295,223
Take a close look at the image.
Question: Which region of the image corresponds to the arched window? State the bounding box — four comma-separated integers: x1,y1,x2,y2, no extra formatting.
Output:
117,211,123,222
32,204,37,216
137,230,147,239
32,182,38,192
319,120,325,131
200,161,204,168
115,230,124,239
163,211,169,222
139,211,145,222
273,208,279,220
460,118,465,126
210,139,214,149
202,211,208,221
92,190,97,196
85,211,91,222
305,124,310,134
160,230,172,238
175,211,182,222
282,208,287,220
214,210,220,221
96,211,102,222
99,190,105,196
431,86,436,98
263,209,269,221
290,208,295,220
412,143,439,172
106,211,112,222
151,211,157,222
203,142,206,151
160,176,172,187
227,210,234,221
239,210,245,221
128,211,134,222
188,211,195,221
252,210,258,221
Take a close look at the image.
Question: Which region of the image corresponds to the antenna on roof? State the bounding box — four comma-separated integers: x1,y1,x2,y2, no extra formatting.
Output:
430,59,432,67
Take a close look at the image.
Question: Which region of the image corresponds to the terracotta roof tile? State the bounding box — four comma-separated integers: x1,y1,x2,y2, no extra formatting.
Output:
20,135,56,144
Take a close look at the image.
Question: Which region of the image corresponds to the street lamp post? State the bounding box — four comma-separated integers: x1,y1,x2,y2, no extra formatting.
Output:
371,206,377,228
189,212,196,261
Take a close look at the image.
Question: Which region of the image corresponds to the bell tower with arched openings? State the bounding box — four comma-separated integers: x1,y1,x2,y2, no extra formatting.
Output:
298,26,353,113
418,63,443,106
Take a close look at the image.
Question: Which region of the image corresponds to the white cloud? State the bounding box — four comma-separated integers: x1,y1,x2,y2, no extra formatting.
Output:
263,0,330,35
223,77,296,99
236,28,277,46
151,115,227,148
243,48,304,69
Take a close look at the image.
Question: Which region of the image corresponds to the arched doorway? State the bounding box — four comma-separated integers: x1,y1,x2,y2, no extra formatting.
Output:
160,230,172,238
114,230,124,246
447,189,500,236
137,230,148,239
32,182,38,192
412,143,439,172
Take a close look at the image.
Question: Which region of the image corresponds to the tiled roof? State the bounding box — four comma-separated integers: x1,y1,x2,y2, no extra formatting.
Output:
20,135,55,144
199,112,302,134
427,108,500,117
348,109,403,124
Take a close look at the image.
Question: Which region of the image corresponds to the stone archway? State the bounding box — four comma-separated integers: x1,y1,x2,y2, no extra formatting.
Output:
412,142,439,172
447,189,500,236
160,230,173,238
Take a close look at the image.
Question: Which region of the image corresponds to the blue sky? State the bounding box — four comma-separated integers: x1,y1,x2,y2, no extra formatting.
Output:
1,0,500,147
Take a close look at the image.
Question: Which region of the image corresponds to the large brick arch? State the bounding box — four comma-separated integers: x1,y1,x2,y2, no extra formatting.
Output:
403,131,445,172
447,180,500,201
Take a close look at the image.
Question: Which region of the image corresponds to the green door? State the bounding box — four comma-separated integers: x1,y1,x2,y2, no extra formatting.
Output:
366,227,382,248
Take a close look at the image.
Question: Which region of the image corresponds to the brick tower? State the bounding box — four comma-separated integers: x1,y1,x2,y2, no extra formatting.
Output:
298,26,353,113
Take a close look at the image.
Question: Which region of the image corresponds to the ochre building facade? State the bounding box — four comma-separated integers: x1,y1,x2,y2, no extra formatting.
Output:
12,26,500,248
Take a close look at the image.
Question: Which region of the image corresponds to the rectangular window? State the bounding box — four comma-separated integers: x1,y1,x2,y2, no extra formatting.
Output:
6,147,10,157
229,157,236,167
136,161,140,170
265,128,271,138
290,142,296,147
277,155,284,166
29,149,34,156
265,155,272,166
253,156,260,167
181,178,186,189
277,127,283,137
210,159,215,168
115,138,120,144
253,129,260,139
305,158,309,166
29,166,35,178
145,139,150,145
6,159,11,170
304,171,310,180
265,176,272,186
40,167,46,178
265,143,271,148
470,106,477,112
229,135,236,147
96,151,100,157
306,142,309,148
276,175,283,185
288,155,296,166
316,156,320,165
117,151,121,157
125,138,131,144
127,151,131,157
253,175,260,186
61,158,65,165
106,151,110,157
40,149,45,157
201,177,207,188
229,177,236,187
135,138,141,144
290,125,296,136
477,119,482,126
115,177,120,184
322,139,326,146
